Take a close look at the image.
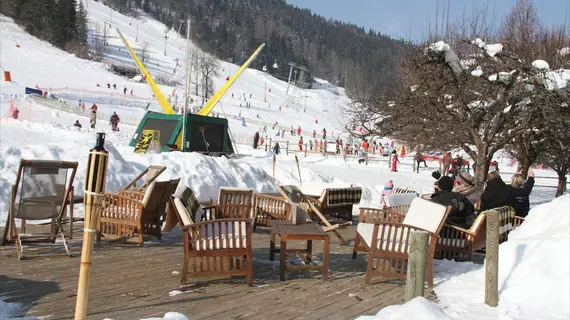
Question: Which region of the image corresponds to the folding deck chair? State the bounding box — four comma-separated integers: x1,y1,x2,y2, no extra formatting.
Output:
122,165,166,192
1,160,78,259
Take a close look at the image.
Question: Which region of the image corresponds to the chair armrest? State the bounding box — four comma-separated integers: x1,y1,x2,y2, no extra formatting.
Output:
439,224,477,245
118,189,145,202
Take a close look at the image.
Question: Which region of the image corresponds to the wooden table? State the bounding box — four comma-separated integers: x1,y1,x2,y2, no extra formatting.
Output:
269,220,330,281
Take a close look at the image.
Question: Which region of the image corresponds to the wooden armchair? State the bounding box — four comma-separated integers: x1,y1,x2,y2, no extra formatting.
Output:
253,193,291,230
169,187,253,286
97,179,179,244
353,198,451,289
309,187,362,222
436,206,524,261
212,187,254,219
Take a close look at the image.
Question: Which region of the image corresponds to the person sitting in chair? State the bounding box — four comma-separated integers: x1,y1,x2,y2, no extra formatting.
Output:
431,176,475,228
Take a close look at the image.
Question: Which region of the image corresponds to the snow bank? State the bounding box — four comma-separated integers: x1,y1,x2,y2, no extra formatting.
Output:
436,194,570,319
356,297,452,320
558,47,570,57
539,69,570,91
471,38,486,48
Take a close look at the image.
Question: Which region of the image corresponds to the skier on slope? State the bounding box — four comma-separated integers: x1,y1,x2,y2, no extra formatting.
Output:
110,112,120,131
90,111,97,129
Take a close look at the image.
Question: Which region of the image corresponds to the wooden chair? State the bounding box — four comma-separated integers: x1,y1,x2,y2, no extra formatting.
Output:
436,206,525,261
97,178,179,244
213,187,254,219
383,192,418,208
392,187,417,194
310,187,362,222
353,197,451,289
1,160,78,259
253,193,291,230
122,165,166,192
169,187,253,286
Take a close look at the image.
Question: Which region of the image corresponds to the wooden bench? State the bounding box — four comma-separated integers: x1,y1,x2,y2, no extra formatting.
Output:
436,206,525,261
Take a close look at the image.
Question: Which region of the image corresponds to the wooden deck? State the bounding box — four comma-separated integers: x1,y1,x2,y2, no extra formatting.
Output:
0,223,435,320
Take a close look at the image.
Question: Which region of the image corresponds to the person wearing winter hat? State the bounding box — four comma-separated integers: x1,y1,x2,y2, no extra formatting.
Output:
381,180,394,196
430,176,475,228
453,172,480,204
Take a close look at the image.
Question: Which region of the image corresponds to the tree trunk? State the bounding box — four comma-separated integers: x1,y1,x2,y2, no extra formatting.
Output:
556,170,567,197
473,154,491,193
516,152,538,179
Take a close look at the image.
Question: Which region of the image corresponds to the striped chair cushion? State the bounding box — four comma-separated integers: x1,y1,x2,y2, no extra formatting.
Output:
321,187,362,207
174,187,201,223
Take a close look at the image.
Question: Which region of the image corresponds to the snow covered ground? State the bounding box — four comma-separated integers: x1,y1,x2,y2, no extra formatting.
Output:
0,2,568,319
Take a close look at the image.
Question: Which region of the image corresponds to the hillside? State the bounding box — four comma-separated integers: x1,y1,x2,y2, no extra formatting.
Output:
98,0,410,96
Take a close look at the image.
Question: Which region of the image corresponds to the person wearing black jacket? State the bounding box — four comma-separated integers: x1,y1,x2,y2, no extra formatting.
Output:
431,176,475,229
480,172,512,211
510,168,535,217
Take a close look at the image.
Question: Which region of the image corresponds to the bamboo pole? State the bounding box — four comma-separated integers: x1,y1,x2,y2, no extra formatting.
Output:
485,209,499,307
295,154,302,186
272,154,276,185
75,133,109,320
405,230,429,302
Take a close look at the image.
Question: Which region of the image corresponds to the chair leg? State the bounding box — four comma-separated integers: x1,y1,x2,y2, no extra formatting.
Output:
16,236,23,260
57,220,71,257
364,253,375,285
247,252,254,287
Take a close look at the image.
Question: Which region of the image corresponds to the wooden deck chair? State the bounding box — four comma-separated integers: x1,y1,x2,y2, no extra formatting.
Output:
1,160,78,259
311,187,362,222
436,206,524,261
252,193,292,230
97,178,179,244
353,197,451,289
214,187,254,219
168,187,253,286
277,185,348,245
122,165,166,191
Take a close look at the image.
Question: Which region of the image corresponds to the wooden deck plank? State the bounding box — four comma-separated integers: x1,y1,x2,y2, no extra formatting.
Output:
0,224,435,319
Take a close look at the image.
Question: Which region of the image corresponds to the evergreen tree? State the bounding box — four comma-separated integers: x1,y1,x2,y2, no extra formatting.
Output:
76,0,88,44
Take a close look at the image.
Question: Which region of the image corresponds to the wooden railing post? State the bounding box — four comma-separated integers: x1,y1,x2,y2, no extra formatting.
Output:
405,230,429,302
485,209,499,307
304,144,308,157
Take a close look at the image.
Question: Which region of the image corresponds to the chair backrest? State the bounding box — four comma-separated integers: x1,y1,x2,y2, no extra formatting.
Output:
393,187,417,194
402,197,450,234
124,165,166,190
320,187,362,207
384,193,417,207
14,160,78,220
172,187,201,227
218,187,253,207
143,180,174,213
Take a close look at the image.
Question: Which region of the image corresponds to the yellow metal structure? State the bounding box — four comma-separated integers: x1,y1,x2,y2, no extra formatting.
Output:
116,29,176,114
197,43,265,116
116,28,265,118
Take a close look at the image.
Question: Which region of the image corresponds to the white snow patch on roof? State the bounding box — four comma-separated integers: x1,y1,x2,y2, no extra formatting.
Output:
471,66,483,77
558,47,570,57
532,60,550,70
471,38,486,48
429,41,450,52
484,43,503,57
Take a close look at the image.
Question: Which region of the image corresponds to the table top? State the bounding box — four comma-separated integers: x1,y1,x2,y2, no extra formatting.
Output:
271,220,326,236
